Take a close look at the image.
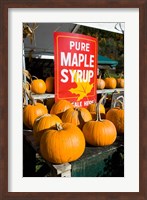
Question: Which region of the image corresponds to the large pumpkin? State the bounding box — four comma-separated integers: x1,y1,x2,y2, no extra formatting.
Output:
106,101,124,134
61,107,92,129
87,103,105,120
45,76,54,93
40,123,85,164
31,77,46,94
104,77,117,89
33,114,62,144
23,103,48,129
82,94,117,146
50,99,74,118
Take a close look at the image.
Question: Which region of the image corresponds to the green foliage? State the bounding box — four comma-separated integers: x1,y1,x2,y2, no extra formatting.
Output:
77,25,124,69
103,69,124,79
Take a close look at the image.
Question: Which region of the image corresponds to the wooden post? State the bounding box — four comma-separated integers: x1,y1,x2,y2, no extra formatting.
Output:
53,163,71,177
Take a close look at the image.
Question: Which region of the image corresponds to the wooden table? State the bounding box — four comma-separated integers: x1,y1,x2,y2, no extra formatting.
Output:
23,130,124,177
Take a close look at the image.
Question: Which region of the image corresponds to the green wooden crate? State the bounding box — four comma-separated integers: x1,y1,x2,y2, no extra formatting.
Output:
23,130,124,177
71,141,124,177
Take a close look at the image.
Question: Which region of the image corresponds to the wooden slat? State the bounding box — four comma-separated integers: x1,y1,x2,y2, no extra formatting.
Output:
30,88,124,100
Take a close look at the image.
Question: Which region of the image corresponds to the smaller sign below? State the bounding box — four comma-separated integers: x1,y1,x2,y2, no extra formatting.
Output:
54,32,98,108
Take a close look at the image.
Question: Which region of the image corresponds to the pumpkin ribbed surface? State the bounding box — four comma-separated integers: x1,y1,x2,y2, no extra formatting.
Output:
87,103,105,120
50,99,74,118
82,120,117,146
40,123,85,164
117,78,124,88
31,79,46,94
23,103,48,129
97,78,105,89
104,77,117,89
61,107,92,129
33,114,62,144
45,77,54,93
106,108,124,134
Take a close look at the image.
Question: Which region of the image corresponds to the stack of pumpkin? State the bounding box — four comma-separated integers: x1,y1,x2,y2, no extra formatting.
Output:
23,93,124,165
97,74,124,90
23,70,124,164
23,69,54,95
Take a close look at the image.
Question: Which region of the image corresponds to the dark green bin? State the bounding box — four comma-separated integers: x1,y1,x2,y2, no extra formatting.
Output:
71,137,124,177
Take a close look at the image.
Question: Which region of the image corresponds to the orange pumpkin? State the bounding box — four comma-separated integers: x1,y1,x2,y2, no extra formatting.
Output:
82,94,117,146
117,78,124,88
23,103,48,129
87,103,105,120
33,114,62,144
97,78,105,90
40,123,85,164
104,77,117,89
31,78,46,94
45,76,54,93
106,101,124,134
61,107,92,129
50,99,74,118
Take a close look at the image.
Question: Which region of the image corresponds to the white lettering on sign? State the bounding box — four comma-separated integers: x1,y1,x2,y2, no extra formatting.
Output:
70,41,90,52
61,69,94,83
60,52,94,67
61,69,68,83
84,100,95,106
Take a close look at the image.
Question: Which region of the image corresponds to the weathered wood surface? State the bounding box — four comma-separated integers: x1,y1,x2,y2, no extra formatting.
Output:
23,129,124,177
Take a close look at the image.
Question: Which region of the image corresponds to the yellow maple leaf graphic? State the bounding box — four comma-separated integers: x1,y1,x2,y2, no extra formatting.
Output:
69,71,94,101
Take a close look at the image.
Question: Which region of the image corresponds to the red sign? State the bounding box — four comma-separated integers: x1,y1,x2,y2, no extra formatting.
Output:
54,32,98,108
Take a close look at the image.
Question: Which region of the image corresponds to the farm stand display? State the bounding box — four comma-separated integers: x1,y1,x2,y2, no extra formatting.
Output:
23,23,124,177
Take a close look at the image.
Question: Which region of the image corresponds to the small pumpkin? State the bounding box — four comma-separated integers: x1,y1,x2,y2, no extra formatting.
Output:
50,99,74,118
61,107,92,129
106,100,124,134
40,123,85,164
45,76,54,93
97,75,105,90
23,102,48,129
33,113,62,144
87,103,105,120
82,94,117,146
31,76,46,94
104,77,117,89
117,78,124,88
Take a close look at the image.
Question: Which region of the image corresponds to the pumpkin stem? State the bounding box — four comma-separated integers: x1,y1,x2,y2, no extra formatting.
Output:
114,98,124,109
35,113,51,122
119,72,124,79
56,123,63,131
31,75,38,82
74,107,79,111
96,93,107,122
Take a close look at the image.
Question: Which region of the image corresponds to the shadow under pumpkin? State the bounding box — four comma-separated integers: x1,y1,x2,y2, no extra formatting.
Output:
23,130,124,177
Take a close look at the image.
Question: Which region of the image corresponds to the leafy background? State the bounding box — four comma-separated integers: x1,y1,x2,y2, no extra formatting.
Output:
76,25,124,74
